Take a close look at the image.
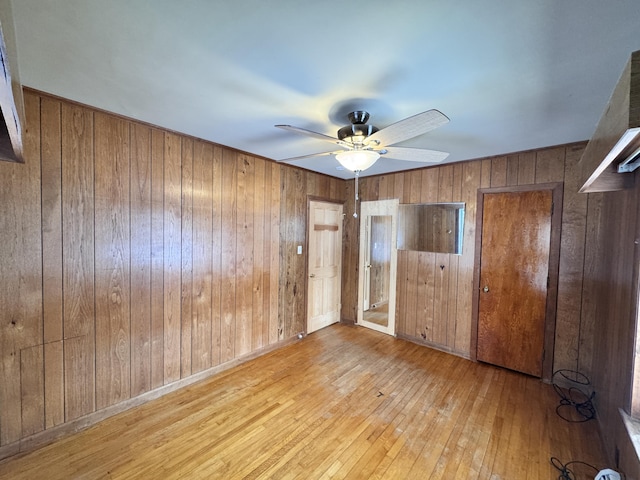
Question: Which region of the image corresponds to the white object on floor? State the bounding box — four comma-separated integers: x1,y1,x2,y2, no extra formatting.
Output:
594,468,621,480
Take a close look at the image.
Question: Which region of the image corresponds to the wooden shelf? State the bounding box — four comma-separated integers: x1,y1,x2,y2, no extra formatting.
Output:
579,50,640,193
0,1,24,164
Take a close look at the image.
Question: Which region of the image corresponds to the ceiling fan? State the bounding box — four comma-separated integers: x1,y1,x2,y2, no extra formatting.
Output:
275,109,450,173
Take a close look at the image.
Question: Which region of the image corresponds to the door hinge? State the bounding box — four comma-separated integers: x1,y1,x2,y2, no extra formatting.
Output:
547,276,550,289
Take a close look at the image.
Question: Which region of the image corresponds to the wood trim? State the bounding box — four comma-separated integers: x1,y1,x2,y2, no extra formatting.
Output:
471,182,563,381
314,224,339,231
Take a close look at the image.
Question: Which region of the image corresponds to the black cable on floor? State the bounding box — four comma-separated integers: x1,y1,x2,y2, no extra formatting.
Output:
550,457,626,480
552,369,596,422
551,456,599,479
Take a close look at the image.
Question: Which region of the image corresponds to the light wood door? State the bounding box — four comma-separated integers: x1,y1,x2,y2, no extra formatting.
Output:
477,190,552,377
307,201,343,334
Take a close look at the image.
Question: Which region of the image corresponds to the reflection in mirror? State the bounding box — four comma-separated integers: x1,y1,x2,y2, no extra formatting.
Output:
397,203,465,254
363,215,392,327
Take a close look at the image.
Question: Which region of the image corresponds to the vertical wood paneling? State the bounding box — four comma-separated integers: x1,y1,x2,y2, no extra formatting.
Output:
434,166,454,346
480,159,492,188
404,252,420,338
61,103,95,421
554,145,587,373
404,172,422,338
490,157,507,187
341,178,358,324
269,163,281,342
211,146,223,366
261,161,272,348
377,175,390,199
43,341,64,429
394,173,404,202
150,129,165,389
20,345,44,437
3,88,603,462
535,147,565,184
94,113,131,409
395,251,408,334
416,253,435,341
163,132,182,384
414,168,439,341
40,97,65,428
506,155,519,186
1,90,342,457
292,170,306,337
6,96,45,443
221,149,237,362
191,141,214,373
253,158,265,350
455,161,482,353
41,98,63,345
180,139,193,378
130,124,152,396
236,154,254,356
517,152,536,185
447,164,463,347
586,180,640,469
356,144,590,365
579,192,603,377
280,168,306,338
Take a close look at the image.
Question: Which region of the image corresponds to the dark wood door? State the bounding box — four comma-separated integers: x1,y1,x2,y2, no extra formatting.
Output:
477,190,552,377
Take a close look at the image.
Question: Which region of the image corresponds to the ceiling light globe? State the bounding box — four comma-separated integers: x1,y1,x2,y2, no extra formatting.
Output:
335,150,380,172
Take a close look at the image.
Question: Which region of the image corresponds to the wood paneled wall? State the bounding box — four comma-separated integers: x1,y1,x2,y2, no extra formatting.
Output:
0,90,344,457
585,175,640,476
5,88,632,469
347,144,595,376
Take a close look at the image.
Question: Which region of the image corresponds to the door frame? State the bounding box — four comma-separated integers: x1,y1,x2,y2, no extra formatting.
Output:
471,183,563,381
357,199,399,336
305,196,345,334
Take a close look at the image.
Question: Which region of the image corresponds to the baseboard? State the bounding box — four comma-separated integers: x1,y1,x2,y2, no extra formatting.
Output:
396,332,471,360
0,335,300,463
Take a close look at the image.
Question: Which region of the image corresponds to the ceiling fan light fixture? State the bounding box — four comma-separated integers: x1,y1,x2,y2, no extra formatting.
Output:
335,150,380,172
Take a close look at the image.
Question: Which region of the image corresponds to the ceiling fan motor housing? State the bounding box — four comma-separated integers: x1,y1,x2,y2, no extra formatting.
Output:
337,111,379,142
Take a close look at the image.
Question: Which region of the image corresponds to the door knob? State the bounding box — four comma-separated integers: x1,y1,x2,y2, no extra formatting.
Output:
483,285,489,293
309,274,315,278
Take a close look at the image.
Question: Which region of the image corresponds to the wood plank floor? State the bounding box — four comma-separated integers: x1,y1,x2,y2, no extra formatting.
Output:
0,324,607,479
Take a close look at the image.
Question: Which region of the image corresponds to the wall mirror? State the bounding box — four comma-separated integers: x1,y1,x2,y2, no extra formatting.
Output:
397,202,465,254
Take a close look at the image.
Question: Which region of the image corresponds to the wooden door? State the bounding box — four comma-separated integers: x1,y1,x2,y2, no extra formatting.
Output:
307,201,343,334
477,190,552,377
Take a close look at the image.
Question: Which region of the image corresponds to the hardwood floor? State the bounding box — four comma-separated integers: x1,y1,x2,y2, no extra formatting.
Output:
0,324,606,479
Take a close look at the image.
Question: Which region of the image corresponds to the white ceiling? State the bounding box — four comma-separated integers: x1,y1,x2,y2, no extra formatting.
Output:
9,0,640,179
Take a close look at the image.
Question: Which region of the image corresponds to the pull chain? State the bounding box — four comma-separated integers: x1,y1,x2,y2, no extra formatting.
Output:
353,170,360,218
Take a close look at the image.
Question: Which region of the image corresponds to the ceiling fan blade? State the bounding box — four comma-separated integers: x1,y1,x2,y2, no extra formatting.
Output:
381,146,449,163
275,124,341,145
367,109,449,147
276,150,344,163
